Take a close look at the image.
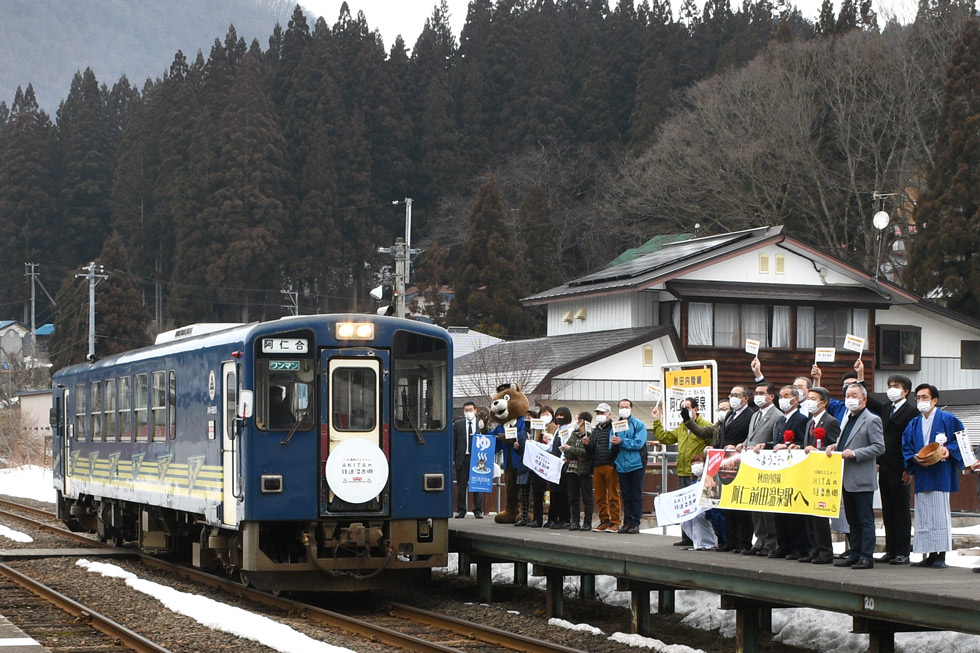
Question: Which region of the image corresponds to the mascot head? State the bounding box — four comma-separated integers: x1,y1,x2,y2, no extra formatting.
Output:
489,383,530,426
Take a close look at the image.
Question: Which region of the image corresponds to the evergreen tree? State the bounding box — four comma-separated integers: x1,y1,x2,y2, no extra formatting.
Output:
48,268,89,371
445,175,531,337
0,85,56,312
629,52,674,147
55,68,113,268
817,0,837,35
906,19,980,318
837,0,859,33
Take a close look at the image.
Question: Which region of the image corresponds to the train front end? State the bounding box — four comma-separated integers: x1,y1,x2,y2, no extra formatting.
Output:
217,316,452,591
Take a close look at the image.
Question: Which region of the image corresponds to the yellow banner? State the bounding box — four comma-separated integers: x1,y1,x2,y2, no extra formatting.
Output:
700,448,844,517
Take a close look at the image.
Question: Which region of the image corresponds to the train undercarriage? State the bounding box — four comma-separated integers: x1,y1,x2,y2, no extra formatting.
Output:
58,493,448,591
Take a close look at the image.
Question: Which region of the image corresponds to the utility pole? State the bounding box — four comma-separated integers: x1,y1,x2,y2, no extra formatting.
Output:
380,199,422,319
76,262,108,361
25,263,38,363
281,288,299,316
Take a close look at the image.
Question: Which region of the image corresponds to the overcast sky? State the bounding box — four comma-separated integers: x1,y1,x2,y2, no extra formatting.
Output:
300,0,917,52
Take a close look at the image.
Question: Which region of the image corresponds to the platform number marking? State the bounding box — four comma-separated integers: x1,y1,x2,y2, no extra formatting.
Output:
863,597,875,611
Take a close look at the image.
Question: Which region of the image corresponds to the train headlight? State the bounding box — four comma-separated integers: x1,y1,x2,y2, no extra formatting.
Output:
336,322,374,340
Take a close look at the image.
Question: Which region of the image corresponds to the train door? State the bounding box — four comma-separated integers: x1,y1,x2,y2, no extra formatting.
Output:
320,352,389,514
221,361,238,526
61,387,70,494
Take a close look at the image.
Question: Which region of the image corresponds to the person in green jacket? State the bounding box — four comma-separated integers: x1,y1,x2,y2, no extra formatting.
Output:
651,397,714,546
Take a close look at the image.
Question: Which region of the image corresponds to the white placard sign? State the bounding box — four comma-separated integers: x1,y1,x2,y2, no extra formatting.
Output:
646,384,663,407
842,334,866,354
814,348,836,363
612,419,630,434
325,439,389,504
261,338,308,354
523,440,563,483
745,338,760,356
955,430,976,467
654,477,706,525
505,426,518,440
529,418,545,431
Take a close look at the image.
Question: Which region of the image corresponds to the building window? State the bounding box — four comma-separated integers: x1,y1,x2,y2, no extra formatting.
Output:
878,325,921,370
687,302,790,348
963,341,980,370
797,307,869,350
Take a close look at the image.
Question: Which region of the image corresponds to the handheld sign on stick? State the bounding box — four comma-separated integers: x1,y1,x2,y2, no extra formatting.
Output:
745,338,760,356
842,334,866,359
815,348,835,364
646,384,663,408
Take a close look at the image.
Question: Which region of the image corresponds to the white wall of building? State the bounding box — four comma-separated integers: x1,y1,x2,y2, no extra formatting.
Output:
546,292,656,336
680,245,853,286
19,390,52,436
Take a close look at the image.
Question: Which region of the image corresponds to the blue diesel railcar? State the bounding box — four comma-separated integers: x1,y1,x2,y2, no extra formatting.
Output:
50,314,452,590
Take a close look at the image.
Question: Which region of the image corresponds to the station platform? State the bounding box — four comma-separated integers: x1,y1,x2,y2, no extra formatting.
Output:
449,519,980,652
0,616,46,652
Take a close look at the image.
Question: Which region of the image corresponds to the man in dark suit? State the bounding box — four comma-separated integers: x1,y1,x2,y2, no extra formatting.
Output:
714,385,754,552
766,385,809,558
829,384,885,569
865,373,916,565
798,386,839,564
453,401,484,518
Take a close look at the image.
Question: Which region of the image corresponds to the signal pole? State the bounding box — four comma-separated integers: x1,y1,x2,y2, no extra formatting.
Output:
76,262,108,361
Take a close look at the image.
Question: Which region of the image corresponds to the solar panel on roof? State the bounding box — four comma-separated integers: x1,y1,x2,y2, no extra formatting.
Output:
568,231,752,287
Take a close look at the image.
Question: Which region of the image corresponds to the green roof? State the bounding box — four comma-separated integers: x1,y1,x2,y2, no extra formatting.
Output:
606,233,693,267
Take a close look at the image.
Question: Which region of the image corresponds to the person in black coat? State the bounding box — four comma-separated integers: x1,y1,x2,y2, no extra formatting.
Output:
689,385,755,552
453,401,484,518
767,386,811,559
866,373,916,564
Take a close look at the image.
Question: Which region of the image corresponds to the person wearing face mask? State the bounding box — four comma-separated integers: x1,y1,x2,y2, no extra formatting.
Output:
863,374,916,565
901,384,964,569
740,383,781,556
650,398,713,546
750,357,814,417
611,398,648,534
797,387,840,564
826,383,884,569
453,401,484,519
680,453,718,551
766,386,809,559
546,407,573,529
561,411,595,531
691,386,754,552
590,403,622,532
811,363,863,423
527,406,557,528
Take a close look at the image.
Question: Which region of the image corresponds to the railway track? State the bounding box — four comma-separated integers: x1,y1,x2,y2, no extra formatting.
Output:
0,562,171,652
0,498,585,653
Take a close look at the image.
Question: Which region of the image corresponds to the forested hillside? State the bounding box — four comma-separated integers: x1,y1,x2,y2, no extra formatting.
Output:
0,0,973,368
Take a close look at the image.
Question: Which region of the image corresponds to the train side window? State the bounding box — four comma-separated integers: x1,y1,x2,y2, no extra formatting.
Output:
152,370,166,442
119,376,132,441
91,382,103,441
168,370,176,439
225,371,236,440
392,331,449,431
104,379,116,441
135,373,148,442
331,367,377,431
75,383,86,441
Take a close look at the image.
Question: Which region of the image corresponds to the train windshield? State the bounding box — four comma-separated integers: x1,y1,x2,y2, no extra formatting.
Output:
255,343,315,431
392,331,449,432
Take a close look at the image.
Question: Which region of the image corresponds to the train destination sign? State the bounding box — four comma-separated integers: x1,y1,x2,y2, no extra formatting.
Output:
261,338,308,354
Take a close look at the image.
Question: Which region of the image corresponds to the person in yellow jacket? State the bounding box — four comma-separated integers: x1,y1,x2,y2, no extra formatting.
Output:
651,397,714,546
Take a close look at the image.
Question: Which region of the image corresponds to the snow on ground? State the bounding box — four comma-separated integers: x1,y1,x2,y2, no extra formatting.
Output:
0,465,56,503
0,523,33,542
1,465,976,653
77,560,353,653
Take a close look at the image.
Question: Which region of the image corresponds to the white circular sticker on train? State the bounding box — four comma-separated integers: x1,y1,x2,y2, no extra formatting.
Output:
325,439,389,504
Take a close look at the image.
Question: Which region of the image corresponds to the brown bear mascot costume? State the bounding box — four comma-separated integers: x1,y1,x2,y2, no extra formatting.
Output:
488,383,530,524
